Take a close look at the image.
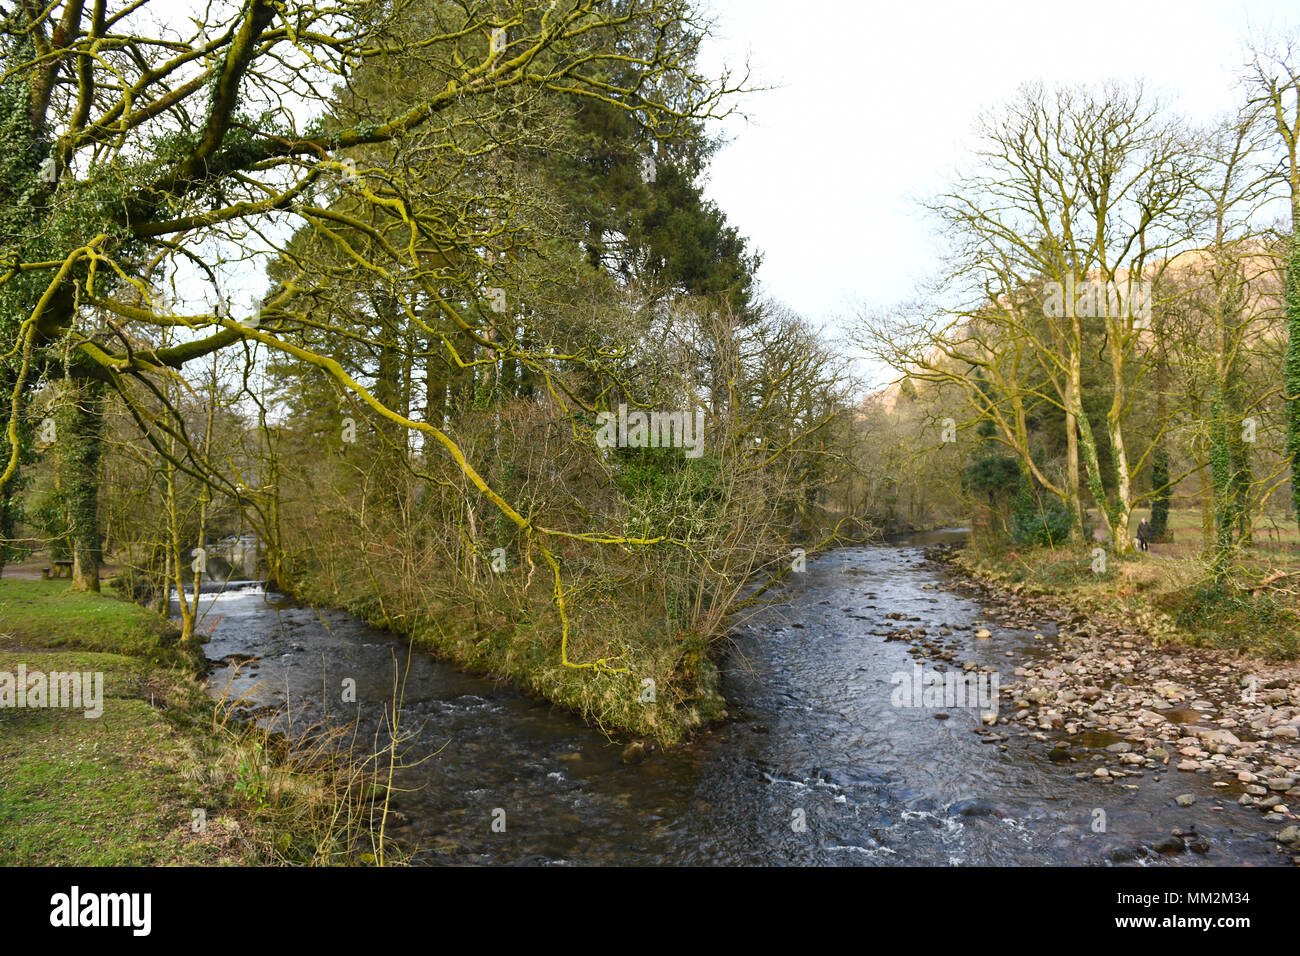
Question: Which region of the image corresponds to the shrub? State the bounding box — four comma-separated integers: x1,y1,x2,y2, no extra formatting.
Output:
1011,503,1073,548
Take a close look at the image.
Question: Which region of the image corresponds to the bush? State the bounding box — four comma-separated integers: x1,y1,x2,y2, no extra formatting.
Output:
1011,503,1073,548
1161,578,1300,660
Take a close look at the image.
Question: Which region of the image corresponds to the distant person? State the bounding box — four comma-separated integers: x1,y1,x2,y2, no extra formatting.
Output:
1136,517,1152,553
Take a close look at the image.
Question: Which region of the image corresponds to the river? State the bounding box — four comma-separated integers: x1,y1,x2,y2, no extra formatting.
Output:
192,530,1286,865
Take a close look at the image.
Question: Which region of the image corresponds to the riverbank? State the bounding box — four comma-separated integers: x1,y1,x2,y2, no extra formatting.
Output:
930,544,1300,860
0,579,382,864
286,572,728,748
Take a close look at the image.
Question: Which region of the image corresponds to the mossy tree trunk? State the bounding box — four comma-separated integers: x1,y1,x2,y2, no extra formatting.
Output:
55,377,108,592
1287,232,1300,531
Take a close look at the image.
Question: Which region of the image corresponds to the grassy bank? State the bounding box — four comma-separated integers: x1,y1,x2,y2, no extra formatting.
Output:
951,543,1300,660
289,572,729,747
0,579,390,865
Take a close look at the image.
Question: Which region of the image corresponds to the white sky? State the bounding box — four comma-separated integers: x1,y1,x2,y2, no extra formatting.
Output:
698,0,1300,337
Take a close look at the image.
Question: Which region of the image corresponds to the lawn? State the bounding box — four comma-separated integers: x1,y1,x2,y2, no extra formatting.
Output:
0,578,186,662
0,580,260,864
1136,509,1300,568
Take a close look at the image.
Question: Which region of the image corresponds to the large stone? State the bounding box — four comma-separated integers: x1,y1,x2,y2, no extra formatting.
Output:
1152,835,1186,854
1198,729,1241,749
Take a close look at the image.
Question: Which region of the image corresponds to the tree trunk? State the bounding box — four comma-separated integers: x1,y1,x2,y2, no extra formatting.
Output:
1065,336,1086,539
1286,232,1300,531
1150,327,1171,541
1065,404,1083,539
1106,318,1134,554
1198,448,1215,550
1069,317,1114,547
57,378,108,592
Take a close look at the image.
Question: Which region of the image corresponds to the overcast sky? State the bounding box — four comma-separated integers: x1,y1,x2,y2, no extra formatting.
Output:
697,0,1300,338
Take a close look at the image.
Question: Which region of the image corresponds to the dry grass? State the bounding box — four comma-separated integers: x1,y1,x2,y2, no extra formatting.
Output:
959,528,1300,660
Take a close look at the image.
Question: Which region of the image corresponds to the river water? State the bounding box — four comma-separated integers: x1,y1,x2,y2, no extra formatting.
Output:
194,530,1286,865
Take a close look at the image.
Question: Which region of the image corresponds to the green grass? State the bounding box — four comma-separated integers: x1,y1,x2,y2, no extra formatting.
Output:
1139,509,1300,567
958,534,1300,661
978,545,1117,589
0,579,190,665
0,579,264,864
0,578,386,865
0,650,253,864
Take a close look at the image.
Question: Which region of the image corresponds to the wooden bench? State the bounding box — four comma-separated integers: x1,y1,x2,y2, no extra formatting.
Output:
41,560,73,580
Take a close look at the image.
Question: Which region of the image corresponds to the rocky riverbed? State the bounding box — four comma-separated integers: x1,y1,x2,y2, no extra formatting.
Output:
919,544,1300,862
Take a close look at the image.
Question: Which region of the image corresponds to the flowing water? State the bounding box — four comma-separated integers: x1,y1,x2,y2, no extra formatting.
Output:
194,530,1287,865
